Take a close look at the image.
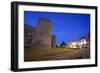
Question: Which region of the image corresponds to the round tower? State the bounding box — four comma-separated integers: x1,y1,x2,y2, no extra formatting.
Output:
31,18,52,49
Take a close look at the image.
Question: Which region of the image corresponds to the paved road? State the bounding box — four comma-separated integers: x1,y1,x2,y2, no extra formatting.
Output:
44,49,81,60
44,48,90,60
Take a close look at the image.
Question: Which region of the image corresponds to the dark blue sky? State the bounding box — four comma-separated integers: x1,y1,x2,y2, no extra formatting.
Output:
24,11,90,44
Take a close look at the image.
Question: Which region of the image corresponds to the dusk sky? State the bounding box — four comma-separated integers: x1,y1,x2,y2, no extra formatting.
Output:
24,11,90,44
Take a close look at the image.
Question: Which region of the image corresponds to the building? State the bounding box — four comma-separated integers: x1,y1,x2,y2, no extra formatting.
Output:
67,35,90,49
24,24,35,48
78,38,87,48
24,18,56,49
51,35,56,48
67,41,79,48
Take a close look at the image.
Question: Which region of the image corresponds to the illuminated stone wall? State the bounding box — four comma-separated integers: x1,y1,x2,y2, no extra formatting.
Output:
31,18,54,49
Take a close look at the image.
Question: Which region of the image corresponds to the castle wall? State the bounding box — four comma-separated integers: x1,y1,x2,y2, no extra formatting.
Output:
31,18,52,49
24,18,56,49
24,24,35,48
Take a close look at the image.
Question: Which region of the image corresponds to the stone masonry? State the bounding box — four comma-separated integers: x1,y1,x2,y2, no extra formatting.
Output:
24,18,56,49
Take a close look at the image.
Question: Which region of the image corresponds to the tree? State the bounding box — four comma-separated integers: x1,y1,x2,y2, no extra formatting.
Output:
60,41,66,47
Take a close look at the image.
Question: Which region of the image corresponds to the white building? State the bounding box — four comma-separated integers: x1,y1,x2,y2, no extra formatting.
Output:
68,39,87,48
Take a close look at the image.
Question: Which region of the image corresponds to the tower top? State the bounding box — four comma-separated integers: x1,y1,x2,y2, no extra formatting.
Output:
37,17,52,29
39,17,52,23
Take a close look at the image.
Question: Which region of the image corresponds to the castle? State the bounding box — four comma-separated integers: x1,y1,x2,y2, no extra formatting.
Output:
24,18,56,49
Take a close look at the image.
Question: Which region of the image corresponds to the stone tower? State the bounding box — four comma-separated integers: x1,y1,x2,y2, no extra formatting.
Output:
52,35,56,48
31,18,52,49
